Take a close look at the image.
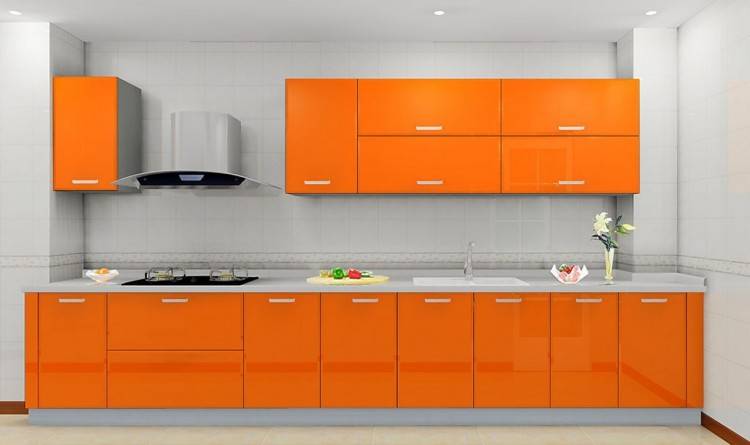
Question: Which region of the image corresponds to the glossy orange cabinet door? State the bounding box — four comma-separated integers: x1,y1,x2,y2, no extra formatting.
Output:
245,293,320,407
321,293,396,407
398,293,473,407
358,79,501,135
24,293,39,409
108,293,243,350
620,293,687,407
286,79,357,193
38,293,106,408
475,293,550,407
502,79,639,136
687,293,704,408
108,351,243,408
358,136,501,193
551,293,618,407
502,137,639,194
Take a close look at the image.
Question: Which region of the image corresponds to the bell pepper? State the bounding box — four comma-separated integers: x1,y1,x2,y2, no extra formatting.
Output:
330,267,346,280
348,269,362,279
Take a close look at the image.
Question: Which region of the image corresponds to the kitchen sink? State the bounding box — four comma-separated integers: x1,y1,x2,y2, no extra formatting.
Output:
412,277,530,287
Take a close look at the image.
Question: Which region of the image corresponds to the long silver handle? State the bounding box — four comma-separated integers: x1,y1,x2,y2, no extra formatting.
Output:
576,298,603,304
58,298,86,304
416,180,444,186
558,125,586,131
71,179,99,185
161,298,189,304
416,125,443,131
352,298,379,304
424,298,451,304
269,298,296,304
303,180,331,185
641,298,668,304
495,298,522,304
557,180,586,185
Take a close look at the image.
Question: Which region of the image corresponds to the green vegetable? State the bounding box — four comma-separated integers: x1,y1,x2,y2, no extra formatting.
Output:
330,267,346,280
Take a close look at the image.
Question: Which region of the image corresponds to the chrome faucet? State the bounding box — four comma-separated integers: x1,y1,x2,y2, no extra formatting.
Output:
464,241,476,281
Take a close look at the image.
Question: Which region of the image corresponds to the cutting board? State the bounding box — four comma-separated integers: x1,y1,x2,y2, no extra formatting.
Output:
306,275,390,285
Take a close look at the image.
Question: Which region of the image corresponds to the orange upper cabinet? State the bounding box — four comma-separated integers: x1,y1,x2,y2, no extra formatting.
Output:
53,76,141,191
475,293,550,407
620,293,687,407
358,79,501,135
38,293,106,408
502,136,639,194
551,293,618,407
398,293,473,408
358,136,501,193
502,79,639,136
286,79,357,194
244,293,320,408
321,293,397,408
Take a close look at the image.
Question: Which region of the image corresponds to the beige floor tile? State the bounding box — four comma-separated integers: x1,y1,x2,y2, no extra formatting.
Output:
372,426,481,445
477,426,594,445
580,426,719,445
262,426,372,445
670,426,730,445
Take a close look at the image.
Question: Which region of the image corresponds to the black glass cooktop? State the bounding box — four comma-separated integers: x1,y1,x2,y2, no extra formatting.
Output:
121,276,258,286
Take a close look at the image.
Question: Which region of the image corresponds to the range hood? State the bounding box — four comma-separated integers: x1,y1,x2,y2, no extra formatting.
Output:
116,111,279,189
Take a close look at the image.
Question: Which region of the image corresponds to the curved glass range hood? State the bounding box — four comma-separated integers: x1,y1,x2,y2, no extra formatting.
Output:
116,111,279,189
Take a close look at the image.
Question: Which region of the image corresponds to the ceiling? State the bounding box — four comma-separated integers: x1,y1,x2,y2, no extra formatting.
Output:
0,0,713,42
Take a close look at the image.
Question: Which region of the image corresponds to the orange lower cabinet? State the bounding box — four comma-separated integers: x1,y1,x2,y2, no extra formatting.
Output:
108,351,243,408
244,293,320,408
620,293,687,407
24,293,39,409
475,293,550,407
38,293,106,408
398,293,473,407
551,293,618,407
321,293,396,408
687,293,704,408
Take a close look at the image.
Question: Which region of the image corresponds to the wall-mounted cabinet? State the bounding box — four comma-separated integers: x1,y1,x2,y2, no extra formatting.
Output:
53,76,141,191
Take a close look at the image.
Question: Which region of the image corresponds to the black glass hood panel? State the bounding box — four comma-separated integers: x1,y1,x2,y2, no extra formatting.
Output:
136,171,245,187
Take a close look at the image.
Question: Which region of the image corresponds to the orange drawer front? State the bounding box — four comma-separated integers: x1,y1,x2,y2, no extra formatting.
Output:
108,351,243,408
398,293,473,408
551,293,618,408
38,293,107,408
358,79,501,135
475,293,550,407
620,293,687,407
502,136,639,194
108,293,243,350
321,293,397,408
502,79,639,136
245,294,320,408
358,136,501,194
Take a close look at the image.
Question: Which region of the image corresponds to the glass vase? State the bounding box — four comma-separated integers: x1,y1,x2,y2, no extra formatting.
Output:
604,247,615,283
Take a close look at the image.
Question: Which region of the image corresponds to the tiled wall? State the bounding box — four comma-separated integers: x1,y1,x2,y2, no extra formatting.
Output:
678,0,750,438
83,41,619,269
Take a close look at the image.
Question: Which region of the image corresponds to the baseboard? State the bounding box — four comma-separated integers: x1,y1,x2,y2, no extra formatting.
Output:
0,402,27,415
702,412,749,445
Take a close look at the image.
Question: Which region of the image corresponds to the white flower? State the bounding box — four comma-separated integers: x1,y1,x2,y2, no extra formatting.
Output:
620,223,636,233
593,212,612,236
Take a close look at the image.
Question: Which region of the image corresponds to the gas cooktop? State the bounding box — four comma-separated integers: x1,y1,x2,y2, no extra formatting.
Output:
121,267,258,286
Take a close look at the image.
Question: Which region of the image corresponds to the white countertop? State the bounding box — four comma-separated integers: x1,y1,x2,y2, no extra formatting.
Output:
24,269,706,293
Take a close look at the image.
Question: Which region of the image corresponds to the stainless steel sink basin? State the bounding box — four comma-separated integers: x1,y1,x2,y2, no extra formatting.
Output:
412,277,530,287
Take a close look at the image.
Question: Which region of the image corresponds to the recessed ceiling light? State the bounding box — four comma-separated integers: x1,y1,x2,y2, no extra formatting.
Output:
645,10,658,16
433,10,446,16
8,10,22,16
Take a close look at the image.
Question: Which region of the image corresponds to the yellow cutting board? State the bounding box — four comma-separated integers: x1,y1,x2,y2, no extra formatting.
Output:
306,275,390,285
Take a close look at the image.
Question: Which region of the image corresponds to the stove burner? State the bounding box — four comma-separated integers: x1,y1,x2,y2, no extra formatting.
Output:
121,266,258,286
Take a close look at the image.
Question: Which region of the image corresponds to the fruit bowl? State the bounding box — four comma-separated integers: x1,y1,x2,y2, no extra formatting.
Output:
550,264,588,284
85,268,119,284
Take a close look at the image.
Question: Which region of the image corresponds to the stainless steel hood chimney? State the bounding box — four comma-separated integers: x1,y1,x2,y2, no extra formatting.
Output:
115,111,279,189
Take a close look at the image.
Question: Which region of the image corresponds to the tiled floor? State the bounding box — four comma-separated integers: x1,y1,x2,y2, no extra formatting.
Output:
0,416,728,445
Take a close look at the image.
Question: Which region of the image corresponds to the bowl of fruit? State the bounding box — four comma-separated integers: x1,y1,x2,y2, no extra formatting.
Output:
85,267,120,284
551,264,588,284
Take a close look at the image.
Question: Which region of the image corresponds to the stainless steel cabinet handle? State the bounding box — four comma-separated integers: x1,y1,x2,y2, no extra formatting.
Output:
416,180,444,186
557,180,586,185
416,125,443,131
303,180,331,185
576,298,603,303
71,179,99,185
495,298,522,304
558,126,586,131
352,298,379,304
424,298,451,303
161,298,189,304
641,298,668,304
58,298,86,304
269,298,296,304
